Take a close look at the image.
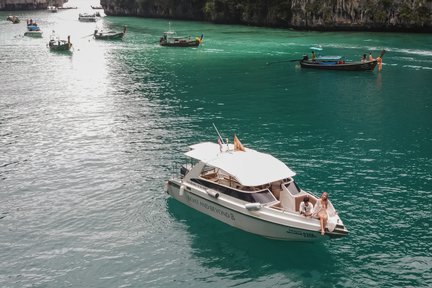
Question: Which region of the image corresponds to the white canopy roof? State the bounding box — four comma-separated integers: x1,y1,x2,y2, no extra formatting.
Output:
185,142,296,186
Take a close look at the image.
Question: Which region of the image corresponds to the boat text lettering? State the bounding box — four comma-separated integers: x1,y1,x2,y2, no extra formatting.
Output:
186,194,235,221
286,227,318,239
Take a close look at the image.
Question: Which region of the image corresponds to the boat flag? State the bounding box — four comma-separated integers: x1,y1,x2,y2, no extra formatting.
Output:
234,134,245,152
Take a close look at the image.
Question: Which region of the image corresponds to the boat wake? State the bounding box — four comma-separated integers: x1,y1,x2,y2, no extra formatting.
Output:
402,65,432,70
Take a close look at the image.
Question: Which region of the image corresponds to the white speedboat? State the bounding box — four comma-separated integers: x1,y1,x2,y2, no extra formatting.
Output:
48,6,58,12
165,138,349,241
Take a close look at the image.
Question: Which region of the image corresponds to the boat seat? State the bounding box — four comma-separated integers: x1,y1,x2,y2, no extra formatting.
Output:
202,172,218,180
294,195,317,212
271,181,282,200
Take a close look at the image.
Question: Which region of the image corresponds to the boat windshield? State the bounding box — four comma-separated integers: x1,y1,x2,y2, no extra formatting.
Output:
250,189,277,204
191,178,277,204
284,180,301,195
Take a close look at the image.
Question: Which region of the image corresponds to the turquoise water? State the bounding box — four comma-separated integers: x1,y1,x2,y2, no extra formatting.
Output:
1,1,432,287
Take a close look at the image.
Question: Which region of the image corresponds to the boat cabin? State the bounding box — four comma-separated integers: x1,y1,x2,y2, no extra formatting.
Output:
181,142,334,214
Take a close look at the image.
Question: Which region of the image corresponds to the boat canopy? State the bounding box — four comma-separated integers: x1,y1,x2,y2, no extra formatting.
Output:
316,56,344,61
185,142,296,186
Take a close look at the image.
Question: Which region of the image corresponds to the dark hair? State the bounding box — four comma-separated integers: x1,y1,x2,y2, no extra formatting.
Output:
303,196,309,202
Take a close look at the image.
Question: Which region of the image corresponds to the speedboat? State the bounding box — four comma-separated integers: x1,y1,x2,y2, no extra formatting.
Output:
165,136,349,241
48,6,58,12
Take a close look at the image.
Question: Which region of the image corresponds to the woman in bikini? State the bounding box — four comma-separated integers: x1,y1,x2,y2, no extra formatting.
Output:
313,192,329,235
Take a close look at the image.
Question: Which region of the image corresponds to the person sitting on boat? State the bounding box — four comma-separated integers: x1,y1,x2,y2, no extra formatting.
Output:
361,54,367,62
303,54,309,61
299,195,313,217
313,192,330,235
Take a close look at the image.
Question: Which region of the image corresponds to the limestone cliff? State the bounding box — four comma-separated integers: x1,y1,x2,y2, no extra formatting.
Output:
0,0,67,10
102,0,432,32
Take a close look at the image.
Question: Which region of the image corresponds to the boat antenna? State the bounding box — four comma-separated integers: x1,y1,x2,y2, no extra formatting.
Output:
212,123,226,145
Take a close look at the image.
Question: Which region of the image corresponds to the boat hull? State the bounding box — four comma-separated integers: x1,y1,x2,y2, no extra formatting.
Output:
160,40,200,47
78,16,97,22
24,31,43,38
94,33,124,40
48,40,72,52
300,60,377,71
49,42,72,51
166,180,347,241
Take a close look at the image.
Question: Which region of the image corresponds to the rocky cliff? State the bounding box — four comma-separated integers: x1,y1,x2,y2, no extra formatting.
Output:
102,0,432,32
0,0,67,10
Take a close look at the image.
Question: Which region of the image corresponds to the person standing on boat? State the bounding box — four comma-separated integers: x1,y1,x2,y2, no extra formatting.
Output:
299,196,313,217
312,51,317,61
369,52,374,61
313,192,330,235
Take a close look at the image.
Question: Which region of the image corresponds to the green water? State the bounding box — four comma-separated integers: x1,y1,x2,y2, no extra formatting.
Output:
1,3,431,287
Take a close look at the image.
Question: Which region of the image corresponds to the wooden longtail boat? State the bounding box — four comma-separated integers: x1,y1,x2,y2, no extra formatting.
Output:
159,23,203,47
48,34,72,52
93,26,127,40
6,15,20,23
300,59,378,71
300,50,385,71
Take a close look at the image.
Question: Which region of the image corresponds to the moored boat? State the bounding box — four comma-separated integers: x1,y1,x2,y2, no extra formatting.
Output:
6,15,20,24
48,33,72,52
159,24,203,47
299,50,385,71
93,26,126,40
24,30,43,37
300,57,378,71
78,13,97,22
48,6,58,12
58,6,77,9
165,135,349,241
24,19,42,37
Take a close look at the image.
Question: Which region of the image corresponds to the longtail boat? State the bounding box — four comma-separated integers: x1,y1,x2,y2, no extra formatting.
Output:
6,15,20,23
300,50,385,71
48,33,72,52
93,26,127,40
159,23,203,47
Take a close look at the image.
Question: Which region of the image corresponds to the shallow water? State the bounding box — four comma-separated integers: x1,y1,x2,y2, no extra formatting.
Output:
1,1,432,287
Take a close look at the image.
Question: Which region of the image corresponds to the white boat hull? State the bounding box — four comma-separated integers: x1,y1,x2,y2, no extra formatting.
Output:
167,180,330,241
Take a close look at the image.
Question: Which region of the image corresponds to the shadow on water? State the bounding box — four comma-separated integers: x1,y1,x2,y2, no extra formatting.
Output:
167,198,336,284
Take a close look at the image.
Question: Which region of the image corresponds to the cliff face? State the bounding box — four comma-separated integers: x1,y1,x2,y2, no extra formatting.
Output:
0,0,67,10
100,0,432,32
289,0,432,31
